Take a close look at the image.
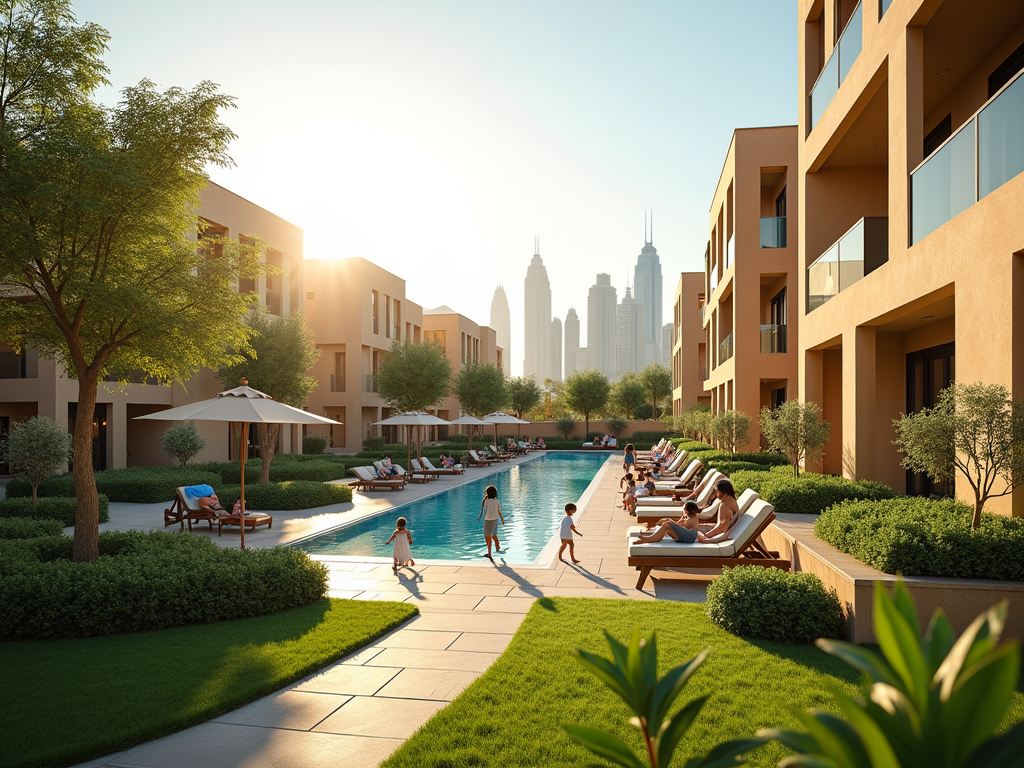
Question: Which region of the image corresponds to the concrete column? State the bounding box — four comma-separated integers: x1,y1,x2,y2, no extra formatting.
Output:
843,326,877,480
891,25,924,253
110,400,127,469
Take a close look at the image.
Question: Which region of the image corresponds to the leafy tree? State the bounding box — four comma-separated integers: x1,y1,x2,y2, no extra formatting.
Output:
710,409,751,454
160,421,205,470
1,416,72,506
217,310,321,483
761,400,830,477
375,340,451,413
639,363,672,420
453,362,508,417
564,370,610,437
894,381,1024,530
555,416,576,440
763,579,1024,768
507,376,541,419
675,406,713,441
606,416,627,439
609,372,646,419
0,3,263,561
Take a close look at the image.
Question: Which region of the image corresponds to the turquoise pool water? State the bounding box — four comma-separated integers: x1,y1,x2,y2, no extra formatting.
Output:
293,452,609,563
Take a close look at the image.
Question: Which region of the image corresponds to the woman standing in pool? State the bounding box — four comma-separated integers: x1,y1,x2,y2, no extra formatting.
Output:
477,484,506,560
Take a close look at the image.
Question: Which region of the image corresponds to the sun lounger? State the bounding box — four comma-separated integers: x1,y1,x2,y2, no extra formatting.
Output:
468,450,501,466
627,495,789,589
635,470,722,524
164,486,222,531
489,445,513,460
217,512,273,535
422,457,464,475
651,459,702,494
350,465,407,490
410,458,440,480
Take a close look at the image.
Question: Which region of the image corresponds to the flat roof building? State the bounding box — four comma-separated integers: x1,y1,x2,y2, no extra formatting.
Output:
671,272,712,415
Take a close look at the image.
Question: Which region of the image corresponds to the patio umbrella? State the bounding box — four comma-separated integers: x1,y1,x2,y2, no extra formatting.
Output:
135,380,340,549
373,411,451,467
483,411,531,448
449,414,489,453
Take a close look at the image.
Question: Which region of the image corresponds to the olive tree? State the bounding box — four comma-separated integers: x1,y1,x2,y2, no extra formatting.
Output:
894,381,1024,530
2,416,72,506
710,409,751,454
555,416,576,440
564,370,610,437
453,362,507,417
507,376,541,419
160,421,206,470
638,364,672,420
375,340,451,412
609,372,646,419
0,2,264,561
217,310,320,483
760,400,831,477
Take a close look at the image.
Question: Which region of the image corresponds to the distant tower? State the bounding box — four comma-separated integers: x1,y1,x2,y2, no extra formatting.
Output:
550,317,563,382
523,237,551,382
616,285,646,378
587,274,618,380
564,308,581,378
490,286,511,376
661,322,673,370
634,211,664,367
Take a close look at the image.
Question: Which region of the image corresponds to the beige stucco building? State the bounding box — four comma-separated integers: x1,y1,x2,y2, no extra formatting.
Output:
797,0,1024,515
670,272,711,414
303,258,424,452
701,126,800,450
0,182,304,471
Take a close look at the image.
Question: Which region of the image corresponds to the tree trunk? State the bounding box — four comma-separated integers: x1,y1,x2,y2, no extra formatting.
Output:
585,415,590,438
72,375,101,562
972,488,983,531
258,423,280,484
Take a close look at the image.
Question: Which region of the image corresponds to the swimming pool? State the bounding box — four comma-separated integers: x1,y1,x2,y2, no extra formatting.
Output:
292,452,610,564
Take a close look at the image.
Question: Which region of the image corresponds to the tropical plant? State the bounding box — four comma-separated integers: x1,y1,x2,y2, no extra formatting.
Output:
565,629,765,768
0,2,264,561
639,364,672,420
507,376,542,419
453,362,508,417
564,370,611,437
610,373,647,419
374,340,452,413
217,310,320,482
555,416,577,440
760,400,831,477
2,417,72,506
762,579,1024,768
159,422,206,470
709,410,751,454
893,381,1024,530
607,417,628,439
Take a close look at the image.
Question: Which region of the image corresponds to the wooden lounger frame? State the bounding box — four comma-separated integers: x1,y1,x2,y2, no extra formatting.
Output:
350,468,408,491
628,512,790,589
164,488,220,531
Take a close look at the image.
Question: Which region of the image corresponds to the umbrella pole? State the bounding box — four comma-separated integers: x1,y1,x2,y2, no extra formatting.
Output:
240,421,248,550
406,425,411,473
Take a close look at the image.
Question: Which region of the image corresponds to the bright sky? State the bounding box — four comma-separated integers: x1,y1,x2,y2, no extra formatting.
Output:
81,0,797,376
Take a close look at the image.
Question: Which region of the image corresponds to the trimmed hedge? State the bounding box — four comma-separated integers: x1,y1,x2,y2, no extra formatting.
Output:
0,530,329,639
0,494,110,526
0,517,65,539
701,461,766,476
728,467,791,495
759,473,896,514
219,480,353,510
706,565,846,643
302,435,328,455
816,497,1024,581
5,468,223,504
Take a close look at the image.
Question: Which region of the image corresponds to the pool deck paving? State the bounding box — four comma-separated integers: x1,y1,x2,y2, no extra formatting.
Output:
72,451,711,768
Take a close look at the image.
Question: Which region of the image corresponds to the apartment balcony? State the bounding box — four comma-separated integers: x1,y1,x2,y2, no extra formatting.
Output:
911,70,1024,244
719,332,734,364
330,374,346,393
809,2,863,130
362,374,378,394
759,216,787,248
0,352,27,379
807,217,889,312
760,324,788,354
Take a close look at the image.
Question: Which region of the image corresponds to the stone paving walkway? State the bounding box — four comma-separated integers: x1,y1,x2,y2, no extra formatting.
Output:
74,453,710,768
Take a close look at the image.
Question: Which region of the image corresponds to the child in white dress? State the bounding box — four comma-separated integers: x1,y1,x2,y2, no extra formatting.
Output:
385,517,414,571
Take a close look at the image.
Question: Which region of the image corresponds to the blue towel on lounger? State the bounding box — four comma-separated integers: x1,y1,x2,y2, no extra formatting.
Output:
184,484,215,499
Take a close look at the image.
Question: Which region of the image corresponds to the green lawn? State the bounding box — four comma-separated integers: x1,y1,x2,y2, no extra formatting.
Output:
382,597,1024,768
1,598,416,768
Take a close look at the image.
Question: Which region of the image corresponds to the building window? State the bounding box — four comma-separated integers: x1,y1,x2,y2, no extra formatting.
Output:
384,295,392,339
371,290,379,334
332,350,346,392
923,114,952,159
425,330,445,351
306,291,315,300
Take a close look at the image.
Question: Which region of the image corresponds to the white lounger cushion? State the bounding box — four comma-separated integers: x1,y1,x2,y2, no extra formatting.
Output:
654,459,701,488
627,497,773,558
637,470,722,511
176,486,207,513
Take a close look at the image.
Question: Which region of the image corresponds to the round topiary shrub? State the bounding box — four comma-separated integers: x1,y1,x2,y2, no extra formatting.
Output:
706,565,846,644
302,435,328,455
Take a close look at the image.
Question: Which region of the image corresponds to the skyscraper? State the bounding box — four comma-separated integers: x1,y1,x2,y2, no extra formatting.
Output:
634,213,664,367
587,273,618,381
616,286,646,378
661,323,673,370
490,285,511,376
564,308,581,378
523,238,551,382
550,318,562,382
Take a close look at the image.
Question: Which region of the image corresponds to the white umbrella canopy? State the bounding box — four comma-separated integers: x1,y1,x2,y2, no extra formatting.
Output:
372,411,451,466
483,411,531,444
449,414,489,452
135,381,341,548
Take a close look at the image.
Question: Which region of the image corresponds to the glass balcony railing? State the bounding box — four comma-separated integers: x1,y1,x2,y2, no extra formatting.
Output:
912,70,1024,243
362,374,379,393
806,217,889,312
759,216,787,248
760,324,788,354
809,2,863,130
719,332,734,364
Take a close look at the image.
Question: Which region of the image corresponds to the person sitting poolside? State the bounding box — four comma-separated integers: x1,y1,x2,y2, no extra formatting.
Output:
184,484,226,513
536,438,545,448
632,501,703,544
380,456,399,477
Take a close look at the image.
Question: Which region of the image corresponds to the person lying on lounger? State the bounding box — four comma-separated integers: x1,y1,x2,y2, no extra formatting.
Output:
184,484,227,513
634,480,741,543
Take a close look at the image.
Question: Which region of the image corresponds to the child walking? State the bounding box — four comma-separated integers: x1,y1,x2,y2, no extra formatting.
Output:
477,484,506,560
385,517,414,571
558,503,582,563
